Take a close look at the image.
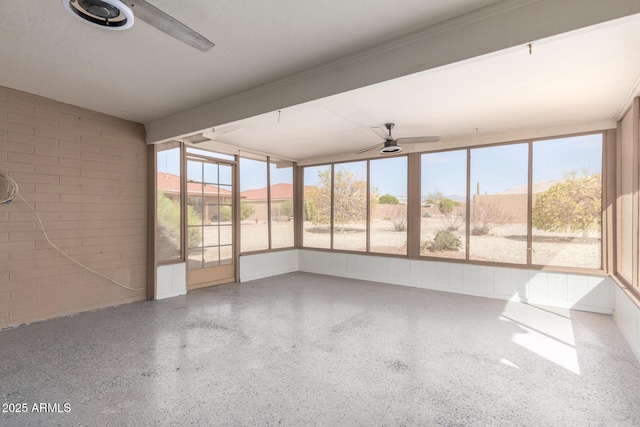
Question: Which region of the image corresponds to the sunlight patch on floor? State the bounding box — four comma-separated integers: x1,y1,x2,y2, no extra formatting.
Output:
500,301,580,375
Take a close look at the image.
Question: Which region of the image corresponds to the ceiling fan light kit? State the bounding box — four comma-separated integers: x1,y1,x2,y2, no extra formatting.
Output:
380,142,402,154
63,0,134,30
356,123,440,155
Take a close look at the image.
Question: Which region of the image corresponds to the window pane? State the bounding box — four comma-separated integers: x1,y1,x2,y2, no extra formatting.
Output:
203,162,218,184
202,225,219,247
270,160,294,249
420,151,467,259
470,144,528,264
240,157,269,252
531,135,602,269
203,246,220,267
188,248,203,270
303,165,331,248
333,162,367,251
219,164,232,185
370,157,407,255
157,144,182,262
187,160,202,182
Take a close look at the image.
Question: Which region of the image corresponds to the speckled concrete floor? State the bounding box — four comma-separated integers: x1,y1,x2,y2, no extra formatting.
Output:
1,272,640,426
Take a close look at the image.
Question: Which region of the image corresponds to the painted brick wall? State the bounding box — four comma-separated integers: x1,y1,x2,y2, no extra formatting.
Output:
0,86,147,328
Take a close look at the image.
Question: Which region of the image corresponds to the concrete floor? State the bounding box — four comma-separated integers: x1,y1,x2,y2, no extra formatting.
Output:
1,272,640,426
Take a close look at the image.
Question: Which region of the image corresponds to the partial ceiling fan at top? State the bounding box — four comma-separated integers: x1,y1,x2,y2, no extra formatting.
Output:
62,0,215,52
356,123,440,155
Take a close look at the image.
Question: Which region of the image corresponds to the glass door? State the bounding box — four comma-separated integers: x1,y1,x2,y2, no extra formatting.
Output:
186,152,236,289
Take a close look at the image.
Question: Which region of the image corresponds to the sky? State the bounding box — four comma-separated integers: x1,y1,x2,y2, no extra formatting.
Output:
156,147,293,191
158,133,603,198
303,157,408,197
423,133,602,197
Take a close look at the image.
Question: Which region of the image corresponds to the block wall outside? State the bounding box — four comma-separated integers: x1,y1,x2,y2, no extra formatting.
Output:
0,87,147,329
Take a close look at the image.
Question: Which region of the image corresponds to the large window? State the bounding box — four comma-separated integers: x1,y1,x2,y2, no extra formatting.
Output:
302,131,605,272
303,165,332,249
270,160,294,249
469,144,529,264
332,161,367,252
156,142,182,263
303,158,407,254
420,150,466,259
370,157,408,255
240,155,296,253
240,157,269,252
531,135,602,269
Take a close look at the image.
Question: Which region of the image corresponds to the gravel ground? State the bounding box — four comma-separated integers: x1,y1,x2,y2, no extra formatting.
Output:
301,217,601,268
187,217,600,269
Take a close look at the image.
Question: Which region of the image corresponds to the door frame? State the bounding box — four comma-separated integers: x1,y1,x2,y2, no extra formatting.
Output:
183,146,239,290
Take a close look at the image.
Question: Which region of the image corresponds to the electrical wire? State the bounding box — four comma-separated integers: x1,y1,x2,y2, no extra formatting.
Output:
1,173,144,292
0,172,18,204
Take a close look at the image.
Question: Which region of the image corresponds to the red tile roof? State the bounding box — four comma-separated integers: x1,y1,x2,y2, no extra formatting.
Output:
157,172,232,196
241,182,293,200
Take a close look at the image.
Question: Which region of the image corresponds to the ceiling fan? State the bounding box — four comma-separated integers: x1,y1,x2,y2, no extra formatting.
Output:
62,0,215,52
356,123,440,155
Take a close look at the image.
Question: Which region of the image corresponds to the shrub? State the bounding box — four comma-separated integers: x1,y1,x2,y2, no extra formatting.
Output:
157,191,201,249
532,171,601,237
422,211,432,218
425,229,462,252
438,198,456,216
470,201,511,235
219,205,232,222
392,217,407,231
241,202,255,220
471,225,490,236
378,194,399,204
219,202,255,222
278,199,293,218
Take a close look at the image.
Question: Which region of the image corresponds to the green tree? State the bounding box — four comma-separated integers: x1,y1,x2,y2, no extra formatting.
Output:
532,171,601,237
241,202,255,220
278,199,294,218
306,169,368,231
378,194,399,204
220,202,255,221
438,197,456,216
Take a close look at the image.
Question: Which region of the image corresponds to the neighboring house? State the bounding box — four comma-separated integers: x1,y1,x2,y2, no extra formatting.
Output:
158,172,233,223
240,182,294,222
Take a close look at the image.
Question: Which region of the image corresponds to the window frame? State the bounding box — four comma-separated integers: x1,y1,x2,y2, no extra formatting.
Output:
614,98,640,297
239,154,296,255
299,130,609,275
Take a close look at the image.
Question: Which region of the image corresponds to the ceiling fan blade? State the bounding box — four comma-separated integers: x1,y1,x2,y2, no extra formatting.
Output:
127,0,215,52
355,143,382,154
371,127,390,141
396,136,441,144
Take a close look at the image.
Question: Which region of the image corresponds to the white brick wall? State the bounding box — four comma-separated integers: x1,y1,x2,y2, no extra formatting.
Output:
0,87,147,328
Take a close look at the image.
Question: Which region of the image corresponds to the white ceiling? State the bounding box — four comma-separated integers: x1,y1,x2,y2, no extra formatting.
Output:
0,0,500,123
1,1,640,164
202,15,640,163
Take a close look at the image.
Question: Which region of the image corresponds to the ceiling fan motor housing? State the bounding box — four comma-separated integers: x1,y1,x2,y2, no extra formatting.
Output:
63,0,134,30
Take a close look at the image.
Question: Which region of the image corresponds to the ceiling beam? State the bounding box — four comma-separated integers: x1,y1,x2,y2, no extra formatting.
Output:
145,0,640,144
